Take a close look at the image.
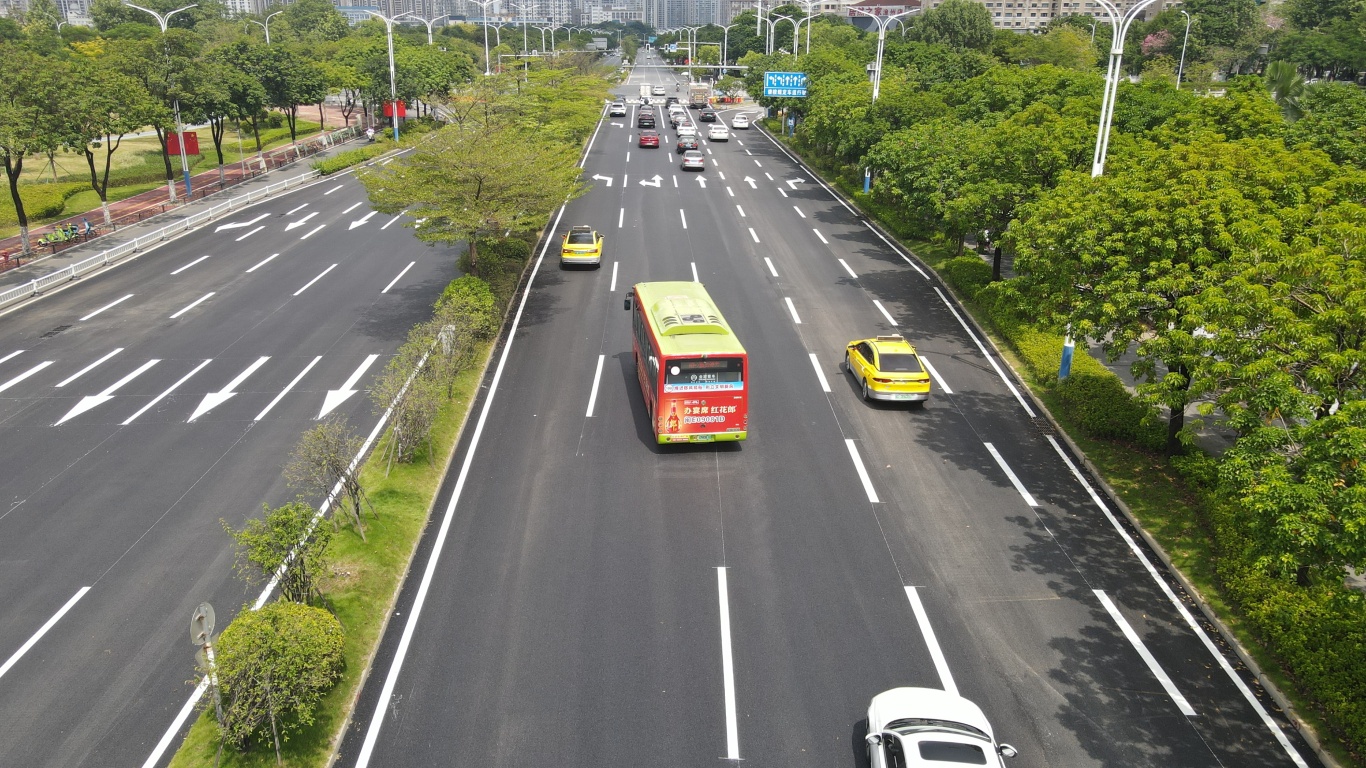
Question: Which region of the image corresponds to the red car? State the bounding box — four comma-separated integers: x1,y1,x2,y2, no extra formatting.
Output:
638,130,660,148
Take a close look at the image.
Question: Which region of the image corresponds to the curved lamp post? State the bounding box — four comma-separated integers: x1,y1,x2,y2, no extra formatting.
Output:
125,2,197,202
364,10,404,141
399,12,447,45
248,9,281,44
851,6,920,193
1176,10,1193,90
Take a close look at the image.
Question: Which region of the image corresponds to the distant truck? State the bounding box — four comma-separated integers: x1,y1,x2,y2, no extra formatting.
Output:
688,83,711,109
639,84,652,103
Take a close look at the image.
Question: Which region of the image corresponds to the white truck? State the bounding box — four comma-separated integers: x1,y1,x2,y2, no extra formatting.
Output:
639,84,652,103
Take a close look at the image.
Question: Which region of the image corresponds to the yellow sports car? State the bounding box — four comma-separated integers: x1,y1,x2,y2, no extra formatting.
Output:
845,335,931,406
561,225,603,267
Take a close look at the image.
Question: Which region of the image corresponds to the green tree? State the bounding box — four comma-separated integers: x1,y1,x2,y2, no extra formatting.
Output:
223,501,332,605
1183,0,1259,48
1005,25,1099,70
104,31,200,201
912,0,996,51
64,62,158,225
1285,81,1366,166
1265,60,1309,120
279,0,349,42
284,418,373,541
22,0,62,34
0,45,66,255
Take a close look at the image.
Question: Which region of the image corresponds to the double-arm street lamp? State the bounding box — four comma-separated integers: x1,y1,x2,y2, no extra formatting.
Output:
508,1,530,54
765,13,797,54
248,9,281,45
125,2,196,203
364,10,403,141
469,0,497,75
399,12,447,46
852,6,920,193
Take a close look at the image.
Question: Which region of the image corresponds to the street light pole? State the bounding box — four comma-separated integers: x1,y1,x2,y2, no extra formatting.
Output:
364,10,402,141
248,9,281,45
125,2,197,203
851,6,919,193
399,12,447,46
1089,0,1161,178
509,1,530,53
719,23,736,68
1176,10,1192,90
470,0,497,75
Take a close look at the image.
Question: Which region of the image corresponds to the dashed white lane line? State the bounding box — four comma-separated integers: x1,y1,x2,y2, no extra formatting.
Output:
169,292,214,319
0,350,21,365
808,353,831,392
873,299,898,326
0,587,90,682
623,173,629,187
764,172,774,181
754,159,762,167
707,148,713,155
984,442,1039,507
79,294,134,322
763,257,778,277
784,297,802,324
324,184,344,195
286,203,308,215
585,354,606,417
778,188,788,198
119,357,209,425
813,229,828,244
718,171,725,180
1094,590,1198,716
170,254,211,275
0,361,53,394
749,228,760,243
294,264,337,296
691,262,700,282
736,205,746,217
845,439,879,503
234,225,264,242
679,209,687,229
626,151,631,162
673,175,679,188
300,224,326,240
381,210,406,230
727,186,735,197
382,262,416,294
921,357,952,394
253,356,321,421
245,253,279,273
934,287,1036,417
717,568,741,761
793,206,805,218
904,587,958,696
55,348,123,388
745,149,752,155
342,201,363,214
610,262,619,291
838,259,858,279
619,207,624,228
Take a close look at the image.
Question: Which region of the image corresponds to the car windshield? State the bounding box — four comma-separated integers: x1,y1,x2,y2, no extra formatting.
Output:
878,353,924,373
567,232,595,245
918,740,988,764
888,718,990,741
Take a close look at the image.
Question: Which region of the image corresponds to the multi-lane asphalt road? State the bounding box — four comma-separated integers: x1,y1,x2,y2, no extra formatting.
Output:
334,55,1323,768
0,169,450,766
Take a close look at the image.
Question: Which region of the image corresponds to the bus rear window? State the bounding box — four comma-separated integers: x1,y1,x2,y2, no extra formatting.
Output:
664,357,744,392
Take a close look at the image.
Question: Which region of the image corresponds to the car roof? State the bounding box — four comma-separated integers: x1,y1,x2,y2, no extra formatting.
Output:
863,334,917,355
869,688,993,735
684,150,703,157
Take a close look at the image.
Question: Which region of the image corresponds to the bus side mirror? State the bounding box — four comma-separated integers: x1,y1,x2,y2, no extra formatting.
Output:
623,295,632,310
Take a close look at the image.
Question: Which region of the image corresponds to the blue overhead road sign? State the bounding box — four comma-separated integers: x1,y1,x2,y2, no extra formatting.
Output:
763,71,808,98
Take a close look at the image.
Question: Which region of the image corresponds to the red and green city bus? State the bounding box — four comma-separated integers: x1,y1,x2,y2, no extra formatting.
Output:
624,281,748,444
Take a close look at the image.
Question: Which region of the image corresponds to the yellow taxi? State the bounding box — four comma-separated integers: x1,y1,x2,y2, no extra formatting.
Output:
845,334,931,407
560,225,603,268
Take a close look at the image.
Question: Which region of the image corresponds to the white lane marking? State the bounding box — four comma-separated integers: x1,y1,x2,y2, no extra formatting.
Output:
245,253,280,273
188,356,270,422
873,299,898,327
585,355,606,417
673,175,678,188
284,211,319,231
779,188,788,198
765,172,774,181
691,262,700,282
679,209,687,229
760,130,860,215
813,229,828,245
324,184,344,195
618,207,624,228
784,297,801,324
845,439,879,503
718,171,725,180
921,357,952,394
764,257,778,277
610,262,619,291
353,203,569,768
865,222,928,278
1094,589,1197,716
253,356,322,421
984,442,1039,507
0,350,22,365
382,262,416,294
754,159,762,167
0,587,90,681
934,287,1036,417
349,211,377,231
300,224,326,240
0,361,53,394
579,112,606,169
56,348,124,388
809,353,831,392
626,151,631,162
56,359,159,425
736,140,743,146
169,254,210,275
318,354,380,419
79,294,134,322
286,203,308,215
749,228,760,243
904,587,958,696
736,205,746,217
1045,436,1309,766
727,186,735,197
121,359,212,425
294,264,337,296
234,225,264,242
169,292,215,319
745,149,752,155
381,211,406,230
838,259,858,279
793,206,805,218
717,568,741,761
707,148,713,155
342,201,363,214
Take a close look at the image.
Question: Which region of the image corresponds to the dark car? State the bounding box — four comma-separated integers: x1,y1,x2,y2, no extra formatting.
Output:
638,130,660,148
699,109,718,123
676,136,699,153
637,113,656,129
666,96,680,106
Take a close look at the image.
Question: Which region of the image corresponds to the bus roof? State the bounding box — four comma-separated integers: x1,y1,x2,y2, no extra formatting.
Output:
635,281,747,357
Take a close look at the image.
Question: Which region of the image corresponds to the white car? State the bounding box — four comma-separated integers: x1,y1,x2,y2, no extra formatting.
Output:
676,124,697,138
731,114,750,129
652,85,666,96
707,125,730,141
867,688,1017,768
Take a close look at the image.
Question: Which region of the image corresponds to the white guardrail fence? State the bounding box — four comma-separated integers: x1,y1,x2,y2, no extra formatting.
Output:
0,127,360,313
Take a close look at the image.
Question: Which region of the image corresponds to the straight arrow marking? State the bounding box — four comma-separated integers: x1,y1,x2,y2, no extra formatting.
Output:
188,357,270,422
743,177,757,189
213,213,269,232
348,211,377,230
283,211,319,231
318,354,380,419
56,359,159,425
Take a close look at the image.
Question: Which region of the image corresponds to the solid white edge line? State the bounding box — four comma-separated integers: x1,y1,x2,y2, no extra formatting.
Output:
920,357,953,394
1094,589,1198,716
293,264,337,296
808,353,831,393
382,262,416,294
783,297,801,324
763,257,778,277
585,354,605,417
253,356,322,421
580,112,605,167
934,287,1036,417
169,292,214,319
245,253,279,273
169,254,210,275
749,227,759,243
984,442,1039,507
121,359,211,425
79,294,135,322
717,567,741,760
299,223,326,240
838,258,857,279
342,201,363,214
1045,436,1309,767
353,202,571,768
865,222,928,277
234,225,264,242
845,438,879,503
56,348,123,387
903,586,958,696
0,587,91,680
872,299,898,327
610,262,619,292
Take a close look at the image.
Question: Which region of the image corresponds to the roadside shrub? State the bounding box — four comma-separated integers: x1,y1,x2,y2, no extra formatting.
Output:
0,182,87,226
1056,371,1163,447
312,143,390,175
940,256,992,299
436,275,500,340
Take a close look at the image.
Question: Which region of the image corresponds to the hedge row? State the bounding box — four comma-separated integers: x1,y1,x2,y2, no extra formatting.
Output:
311,143,392,175
0,182,87,227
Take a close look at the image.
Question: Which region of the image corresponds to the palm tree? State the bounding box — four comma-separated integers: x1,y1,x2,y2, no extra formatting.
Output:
1265,60,1306,121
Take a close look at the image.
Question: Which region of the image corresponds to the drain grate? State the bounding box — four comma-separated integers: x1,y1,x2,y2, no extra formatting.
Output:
40,325,71,339
1030,416,1056,436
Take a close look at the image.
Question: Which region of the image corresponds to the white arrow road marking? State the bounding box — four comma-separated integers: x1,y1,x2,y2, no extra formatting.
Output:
234,226,264,242
213,213,269,232
79,294,134,322
348,211,377,230
610,121,624,127
697,177,707,188
122,359,211,425
283,211,319,231
743,176,757,189
170,254,211,275
56,348,123,387
55,359,158,425
591,174,614,187
786,178,806,189
0,361,53,394
187,357,270,422
318,354,380,419
639,175,662,187
254,356,322,421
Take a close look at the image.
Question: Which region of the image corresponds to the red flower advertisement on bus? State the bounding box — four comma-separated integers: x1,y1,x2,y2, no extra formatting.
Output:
658,395,747,438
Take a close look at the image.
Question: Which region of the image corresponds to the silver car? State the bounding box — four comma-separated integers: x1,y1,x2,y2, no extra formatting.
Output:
866,688,1017,768
680,150,705,171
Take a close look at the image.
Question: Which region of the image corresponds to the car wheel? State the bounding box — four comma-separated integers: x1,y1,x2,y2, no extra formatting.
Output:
863,380,872,402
